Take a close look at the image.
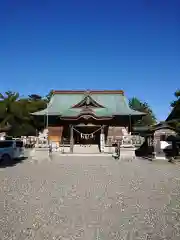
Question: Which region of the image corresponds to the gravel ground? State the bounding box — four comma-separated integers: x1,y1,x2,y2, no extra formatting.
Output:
0,156,180,240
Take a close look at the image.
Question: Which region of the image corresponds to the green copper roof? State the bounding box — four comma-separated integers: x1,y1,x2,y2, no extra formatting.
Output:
32,92,145,117
93,108,113,117
60,108,81,117
133,122,176,133
60,107,113,118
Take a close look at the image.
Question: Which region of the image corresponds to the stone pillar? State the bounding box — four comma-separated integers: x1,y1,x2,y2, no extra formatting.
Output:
153,135,167,160
70,125,74,153
100,125,105,153
128,115,132,133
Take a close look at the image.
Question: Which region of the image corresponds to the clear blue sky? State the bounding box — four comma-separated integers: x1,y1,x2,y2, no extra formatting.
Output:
0,0,180,120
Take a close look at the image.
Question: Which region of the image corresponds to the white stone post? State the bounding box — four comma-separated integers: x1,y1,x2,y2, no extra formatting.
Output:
70,125,74,153
100,126,105,153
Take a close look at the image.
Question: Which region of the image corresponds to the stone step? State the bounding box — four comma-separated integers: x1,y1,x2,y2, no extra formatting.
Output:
73,144,100,153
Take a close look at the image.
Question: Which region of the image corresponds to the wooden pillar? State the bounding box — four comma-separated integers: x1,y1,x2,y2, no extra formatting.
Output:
70,125,74,153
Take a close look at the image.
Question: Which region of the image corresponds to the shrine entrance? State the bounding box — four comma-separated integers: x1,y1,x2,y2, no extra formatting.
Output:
70,124,105,153
73,125,101,145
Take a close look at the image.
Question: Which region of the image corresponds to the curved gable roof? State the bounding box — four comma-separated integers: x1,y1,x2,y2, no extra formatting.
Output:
32,90,145,117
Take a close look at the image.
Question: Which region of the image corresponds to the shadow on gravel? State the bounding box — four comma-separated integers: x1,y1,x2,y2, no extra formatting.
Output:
139,156,153,161
0,157,28,168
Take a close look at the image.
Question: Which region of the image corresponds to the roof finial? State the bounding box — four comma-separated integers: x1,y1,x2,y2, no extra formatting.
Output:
84,90,90,105
86,95,90,105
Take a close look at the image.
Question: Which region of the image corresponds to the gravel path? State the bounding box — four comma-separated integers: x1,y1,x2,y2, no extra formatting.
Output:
0,156,180,239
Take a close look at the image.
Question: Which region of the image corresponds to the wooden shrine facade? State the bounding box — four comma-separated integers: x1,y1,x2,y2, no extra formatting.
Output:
32,90,145,152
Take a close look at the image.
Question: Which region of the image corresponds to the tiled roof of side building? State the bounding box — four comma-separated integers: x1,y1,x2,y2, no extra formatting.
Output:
166,105,180,122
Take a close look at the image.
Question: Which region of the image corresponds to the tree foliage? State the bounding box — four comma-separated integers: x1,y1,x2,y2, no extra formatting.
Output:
171,89,180,108
28,94,42,101
0,91,47,136
167,89,180,133
46,90,54,102
129,97,156,126
0,91,21,127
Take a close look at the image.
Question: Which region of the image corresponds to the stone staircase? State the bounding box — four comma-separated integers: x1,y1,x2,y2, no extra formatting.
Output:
73,144,100,154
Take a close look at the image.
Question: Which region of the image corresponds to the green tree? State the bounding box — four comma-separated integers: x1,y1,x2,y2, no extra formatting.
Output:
167,89,180,133
0,91,26,136
25,94,47,134
171,89,180,108
129,97,156,126
0,91,20,126
46,90,54,102
28,94,42,101
0,91,47,136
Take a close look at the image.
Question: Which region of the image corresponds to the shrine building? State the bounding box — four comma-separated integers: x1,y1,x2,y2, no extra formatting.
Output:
32,90,145,153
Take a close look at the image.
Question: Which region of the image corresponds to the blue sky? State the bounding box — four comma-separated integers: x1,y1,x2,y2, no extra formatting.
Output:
0,0,180,120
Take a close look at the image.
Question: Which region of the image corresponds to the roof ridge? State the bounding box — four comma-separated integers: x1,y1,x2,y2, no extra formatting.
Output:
53,90,124,95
